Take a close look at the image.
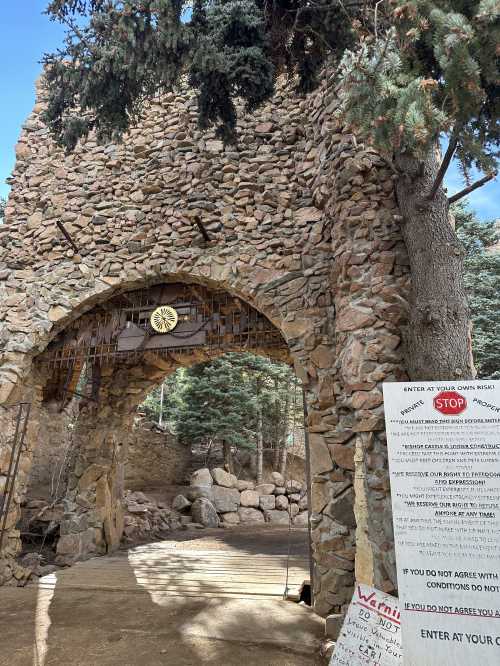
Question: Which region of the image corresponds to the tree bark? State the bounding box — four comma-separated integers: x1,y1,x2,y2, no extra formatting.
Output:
256,408,263,485
273,440,280,471
279,439,288,479
223,439,234,475
395,146,475,381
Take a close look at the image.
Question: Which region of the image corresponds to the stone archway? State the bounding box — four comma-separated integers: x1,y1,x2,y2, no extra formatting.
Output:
0,73,411,617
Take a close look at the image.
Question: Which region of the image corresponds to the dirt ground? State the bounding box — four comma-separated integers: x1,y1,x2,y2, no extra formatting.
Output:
0,527,325,666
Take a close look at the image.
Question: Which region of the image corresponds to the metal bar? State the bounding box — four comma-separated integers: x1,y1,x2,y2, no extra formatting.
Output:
302,387,315,607
0,403,31,554
56,221,79,253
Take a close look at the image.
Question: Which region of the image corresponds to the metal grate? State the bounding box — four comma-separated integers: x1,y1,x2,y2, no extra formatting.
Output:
40,283,288,371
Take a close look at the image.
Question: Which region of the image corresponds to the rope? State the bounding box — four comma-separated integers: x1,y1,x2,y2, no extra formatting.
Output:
283,374,299,600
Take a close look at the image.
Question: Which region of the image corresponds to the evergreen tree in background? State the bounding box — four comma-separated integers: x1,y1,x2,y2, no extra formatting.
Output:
140,353,301,479
455,204,500,379
141,368,187,427
43,1,499,382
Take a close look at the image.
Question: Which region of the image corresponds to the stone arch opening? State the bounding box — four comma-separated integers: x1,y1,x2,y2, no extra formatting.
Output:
1,74,413,620
1,272,359,617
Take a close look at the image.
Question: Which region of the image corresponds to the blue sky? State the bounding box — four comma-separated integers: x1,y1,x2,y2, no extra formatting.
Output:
0,3,498,220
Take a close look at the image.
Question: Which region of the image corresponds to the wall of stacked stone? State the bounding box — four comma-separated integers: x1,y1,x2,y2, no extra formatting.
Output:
125,420,190,490
175,467,309,529
23,407,191,498
0,70,411,615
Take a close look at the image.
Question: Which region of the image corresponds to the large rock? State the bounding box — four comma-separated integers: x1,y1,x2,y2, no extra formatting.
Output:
236,479,255,491
271,471,285,486
293,511,309,526
190,468,213,487
275,495,289,511
222,512,240,526
286,479,302,494
238,507,265,524
240,490,260,508
211,467,237,488
255,483,275,496
212,486,241,513
191,498,219,527
172,495,191,512
186,485,214,502
265,510,290,525
274,486,286,495
259,494,276,511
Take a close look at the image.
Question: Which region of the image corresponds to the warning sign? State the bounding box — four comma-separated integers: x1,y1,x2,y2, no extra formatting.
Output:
384,380,500,666
330,584,402,665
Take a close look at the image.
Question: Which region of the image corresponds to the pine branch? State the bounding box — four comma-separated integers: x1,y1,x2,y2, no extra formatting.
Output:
448,173,497,205
426,134,459,201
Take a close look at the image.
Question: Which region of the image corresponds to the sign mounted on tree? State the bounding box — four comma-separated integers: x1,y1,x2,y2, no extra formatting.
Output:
384,380,500,666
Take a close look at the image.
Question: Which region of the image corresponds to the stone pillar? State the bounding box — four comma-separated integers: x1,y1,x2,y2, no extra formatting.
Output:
56,356,176,564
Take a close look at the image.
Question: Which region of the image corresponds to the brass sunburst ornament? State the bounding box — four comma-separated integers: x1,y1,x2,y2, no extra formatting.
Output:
150,305,179,333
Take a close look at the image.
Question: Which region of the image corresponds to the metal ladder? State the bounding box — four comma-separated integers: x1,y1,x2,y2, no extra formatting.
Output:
0,403,31,553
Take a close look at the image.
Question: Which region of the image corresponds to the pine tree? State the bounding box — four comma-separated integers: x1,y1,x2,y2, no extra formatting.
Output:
43,1,499,381
140,352,299,478
455,204,500,379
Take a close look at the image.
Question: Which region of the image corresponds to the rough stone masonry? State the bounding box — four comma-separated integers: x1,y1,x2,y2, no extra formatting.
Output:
0,69,410,617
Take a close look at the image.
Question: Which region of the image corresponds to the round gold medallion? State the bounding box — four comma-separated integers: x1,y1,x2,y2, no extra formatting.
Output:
150,305,179,333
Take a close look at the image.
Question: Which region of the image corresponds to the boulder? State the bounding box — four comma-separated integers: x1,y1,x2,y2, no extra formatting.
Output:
288,493,301,503
131,491,149,504
289,503,300,517
186,485,214,502
265,510,290,525
211,467,237,488
212,486,241,513
259,494,276,511
236,479,255,491
191,498,219,528
271,471,285,486
172,495,191,512
275,495,289,511
255,483,275,496
240,490,260,508
190,468,213,487
293,511,309,526
238,507,265,524
274,486,286,495
222,512,240,526
298,496,308,511
286,480,302,494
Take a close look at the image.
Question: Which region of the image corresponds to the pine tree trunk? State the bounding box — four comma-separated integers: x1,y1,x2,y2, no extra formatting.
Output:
223,439,234,475
395,147,475,381
256,409,263,485
273,440,280,471
279,441,288,479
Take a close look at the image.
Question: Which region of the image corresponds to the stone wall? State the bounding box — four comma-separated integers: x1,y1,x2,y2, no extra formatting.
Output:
125,419,190,490
176,467,309,528
0,70,411,616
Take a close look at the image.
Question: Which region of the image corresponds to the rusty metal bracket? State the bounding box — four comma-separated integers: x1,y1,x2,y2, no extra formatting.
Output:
56,220,79,253
0,402,31,554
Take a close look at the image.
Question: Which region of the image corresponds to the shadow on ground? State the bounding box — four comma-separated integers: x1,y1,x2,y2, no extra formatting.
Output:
0,527,323,666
